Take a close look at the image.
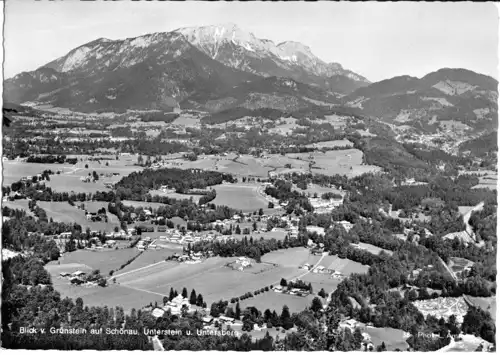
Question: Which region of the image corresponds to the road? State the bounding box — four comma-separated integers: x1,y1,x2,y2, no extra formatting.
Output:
270,251,328,286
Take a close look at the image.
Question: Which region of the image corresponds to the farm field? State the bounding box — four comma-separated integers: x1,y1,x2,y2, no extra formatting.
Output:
318,255,370,275
354,242,394,256
362,326,409,351
233,229,288,242
2,199,33,215
3,161,75,185
305,139,353,149
460,170,498,190
240,289,315,313
217,159,271,177
261,247,312,267
212,184,270,213
47,173,120,194
292,183,343,197
286,149,381,177
38,201,120,232
55,248,141,275
299,273,342,295
118,248,180,274
113,249,319,305
467,296,496,320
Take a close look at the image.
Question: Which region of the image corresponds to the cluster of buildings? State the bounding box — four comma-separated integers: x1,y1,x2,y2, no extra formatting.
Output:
158,229,235,245
273,285,309,297
308,196,344,214
229,256,252,271
59,270,89,285
202,315,244,331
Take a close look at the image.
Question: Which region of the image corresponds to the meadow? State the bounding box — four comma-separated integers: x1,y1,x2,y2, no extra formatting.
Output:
212,184,270,213
111,248,320,305
38,201,120,232
355,242,394,256
3,161,75,185
239,289,315,313
55,248,141,275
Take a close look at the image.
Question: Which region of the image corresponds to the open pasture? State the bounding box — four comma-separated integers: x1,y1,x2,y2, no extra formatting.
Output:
217,160,270,177
114,253,312,304
3,161,75,185
320,255,370,275
57,248,141,275
118,248,180,274
212,184,270,212
47,173,119,194
299,273,342,294
354,242,394,256
261,247,311,267
305,139,353,149
240,289,314,313
2,199,33,215
292,183,342,197
172,115,201,127
286,149,381,177
38,201,120,232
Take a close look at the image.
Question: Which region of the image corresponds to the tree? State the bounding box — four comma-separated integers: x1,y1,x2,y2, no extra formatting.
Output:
85,164,89,169
235,225,241,234
311,297,323,313
318,288,327,298
376,342,387,352
268,202,274,209
280,278,287,287
235,302,241,320
258,208,264,216
182,287,188,299
138,155,144,166
195,294,204,307
163,296,168,305
190,289,197,305
169,287,175,301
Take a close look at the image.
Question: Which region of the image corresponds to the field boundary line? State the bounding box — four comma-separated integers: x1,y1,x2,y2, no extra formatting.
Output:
112,260,167,279
118,283,168,297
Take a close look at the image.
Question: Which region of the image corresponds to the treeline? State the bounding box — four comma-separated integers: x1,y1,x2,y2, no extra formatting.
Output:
201,107,285,125
190,234,308,262
115,168,235,198
27,155,78,165
139,111,179,123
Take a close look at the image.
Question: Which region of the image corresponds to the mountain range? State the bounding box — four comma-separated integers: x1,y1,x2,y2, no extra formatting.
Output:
3,23,498,134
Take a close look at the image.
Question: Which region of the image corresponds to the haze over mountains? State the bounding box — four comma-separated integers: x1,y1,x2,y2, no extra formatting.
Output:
3,23,498,134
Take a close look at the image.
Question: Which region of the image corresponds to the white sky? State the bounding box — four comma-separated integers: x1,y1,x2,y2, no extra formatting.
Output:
3,1,499,82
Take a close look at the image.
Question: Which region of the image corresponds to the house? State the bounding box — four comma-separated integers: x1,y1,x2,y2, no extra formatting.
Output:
274,285,283,292
340,318,358,329
59,272,70,277
152,308,165,318
202,316,213,325
218,316,235,324
71,270,86,277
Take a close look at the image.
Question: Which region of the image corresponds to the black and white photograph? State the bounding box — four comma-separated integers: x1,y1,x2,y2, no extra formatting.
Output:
1,1,498,352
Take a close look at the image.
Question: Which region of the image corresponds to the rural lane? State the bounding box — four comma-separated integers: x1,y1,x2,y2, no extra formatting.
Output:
270,251,328,286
